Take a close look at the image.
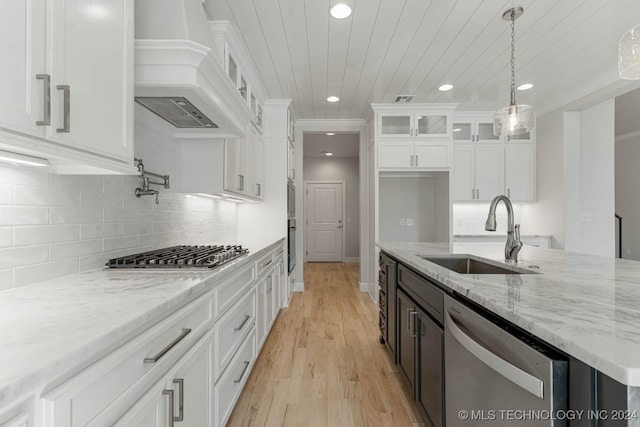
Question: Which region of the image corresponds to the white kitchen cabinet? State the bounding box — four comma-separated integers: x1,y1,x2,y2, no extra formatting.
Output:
452,145,502,201
114,329,213,427
452,114,500,143
0,1,46,139
287,108,295,142
223,123,263,200
504,144,535,202
0,400,33,427
377,141,450,169
287,140,296,181
0,0,134,171
376,111,451,139
248,126,264,200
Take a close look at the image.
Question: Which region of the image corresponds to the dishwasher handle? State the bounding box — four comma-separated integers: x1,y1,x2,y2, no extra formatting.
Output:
445,310,544,399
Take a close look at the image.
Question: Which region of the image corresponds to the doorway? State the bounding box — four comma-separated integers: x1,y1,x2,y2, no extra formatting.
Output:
305,181,345,262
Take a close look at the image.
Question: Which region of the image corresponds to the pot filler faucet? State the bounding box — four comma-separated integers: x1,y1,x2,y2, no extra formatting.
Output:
485,195,523,263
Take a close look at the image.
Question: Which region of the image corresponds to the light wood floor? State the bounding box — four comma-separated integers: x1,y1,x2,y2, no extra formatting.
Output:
227,262,425,427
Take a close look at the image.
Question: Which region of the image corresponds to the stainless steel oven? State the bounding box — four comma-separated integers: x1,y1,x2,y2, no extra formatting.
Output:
287,219,296,273
287,180,295,219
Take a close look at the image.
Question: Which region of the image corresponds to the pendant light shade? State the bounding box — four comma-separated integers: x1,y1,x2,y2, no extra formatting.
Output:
619,25,640,80
494,7,535,137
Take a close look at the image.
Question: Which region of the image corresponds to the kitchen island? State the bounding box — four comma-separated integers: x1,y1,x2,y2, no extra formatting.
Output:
379,241,640,425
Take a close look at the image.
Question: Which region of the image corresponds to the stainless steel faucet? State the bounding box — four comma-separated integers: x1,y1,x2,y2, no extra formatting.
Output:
485,195,523,263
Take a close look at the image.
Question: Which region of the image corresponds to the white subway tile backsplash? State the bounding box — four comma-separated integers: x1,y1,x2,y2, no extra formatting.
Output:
0,206,48,226
50,207,103,224
0,165,48,187
0,168,238,288
80,192,124,209
0,228,12,248
50,239,102,260
0,270,11,291
0,246,49,269
0,184,12,204
14,186,79,207
13,259,78,287
80,223,123,240
14,225,79,246
103,235,140,252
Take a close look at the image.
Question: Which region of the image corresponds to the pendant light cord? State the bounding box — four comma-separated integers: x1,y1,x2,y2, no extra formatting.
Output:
510,11,517,106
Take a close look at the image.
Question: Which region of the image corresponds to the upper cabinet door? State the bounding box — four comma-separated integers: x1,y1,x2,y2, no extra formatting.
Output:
377,142,413,168
378,113,413,138
474,145,503,201
0,0,46,138
476,121,500,143
415,113,450,139
47,0,133,162
452,146,474,201
504,144,535,202
452,121,473,142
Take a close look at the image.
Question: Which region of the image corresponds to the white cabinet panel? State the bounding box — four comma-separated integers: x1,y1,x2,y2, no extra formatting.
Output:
505,144,535,202
47,0,132,161
377,142,413,168
0,0,46,138
474,145,502,201
452,147,474,201
414,142,449,169
112,380,166,427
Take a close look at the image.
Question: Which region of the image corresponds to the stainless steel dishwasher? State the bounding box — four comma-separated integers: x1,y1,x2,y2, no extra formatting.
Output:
445,295,568,426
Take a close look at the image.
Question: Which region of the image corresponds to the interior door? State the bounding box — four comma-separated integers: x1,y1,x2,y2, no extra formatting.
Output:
306,182,343,262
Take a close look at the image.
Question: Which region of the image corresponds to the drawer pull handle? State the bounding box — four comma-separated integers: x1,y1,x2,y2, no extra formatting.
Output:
35,74,51,126
234,361,251,383
162,389,175,427
262,259,273,268
144,328,191,363
173,378,184,422
234,315,251,331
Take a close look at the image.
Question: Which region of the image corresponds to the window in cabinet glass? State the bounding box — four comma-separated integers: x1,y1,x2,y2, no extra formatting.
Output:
228,55,238,87
380,116,411,135
478,123,500,141
452,123,472,141
240,76,248,101
417,115,447,135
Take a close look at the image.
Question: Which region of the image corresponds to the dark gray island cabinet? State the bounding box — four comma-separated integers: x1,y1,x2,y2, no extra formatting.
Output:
379,249,640,427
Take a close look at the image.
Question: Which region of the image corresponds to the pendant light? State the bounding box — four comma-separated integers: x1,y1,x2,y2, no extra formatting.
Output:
494,7,534,137
619,25,640,79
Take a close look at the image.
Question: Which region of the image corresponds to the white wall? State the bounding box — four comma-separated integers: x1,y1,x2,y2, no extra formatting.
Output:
615,134,640,260
520,109,565,248
0,164,238,290
453,203,523,236
303,156,360,259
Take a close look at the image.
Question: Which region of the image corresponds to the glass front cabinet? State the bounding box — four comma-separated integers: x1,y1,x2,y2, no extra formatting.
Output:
374,105,457,140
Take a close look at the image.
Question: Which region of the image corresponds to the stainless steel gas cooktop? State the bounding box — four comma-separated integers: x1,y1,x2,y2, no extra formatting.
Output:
106,245,248,269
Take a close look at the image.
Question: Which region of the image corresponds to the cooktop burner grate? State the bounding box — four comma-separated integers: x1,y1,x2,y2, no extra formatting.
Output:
106,245,249,268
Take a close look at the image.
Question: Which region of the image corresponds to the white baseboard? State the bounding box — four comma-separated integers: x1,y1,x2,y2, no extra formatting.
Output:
359,282,368,292
344,257,360,263
293,282,304,292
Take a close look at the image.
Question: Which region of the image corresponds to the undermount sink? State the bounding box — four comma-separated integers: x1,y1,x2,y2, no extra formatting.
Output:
420,256,535,275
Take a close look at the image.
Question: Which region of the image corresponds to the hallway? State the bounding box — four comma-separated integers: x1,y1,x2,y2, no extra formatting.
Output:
227,263,424,427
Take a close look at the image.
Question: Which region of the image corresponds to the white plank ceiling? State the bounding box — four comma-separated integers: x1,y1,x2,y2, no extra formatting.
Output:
204,0,640,120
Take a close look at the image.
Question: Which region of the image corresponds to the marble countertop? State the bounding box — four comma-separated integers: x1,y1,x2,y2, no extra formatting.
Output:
378,241,640,387
0,236,285,411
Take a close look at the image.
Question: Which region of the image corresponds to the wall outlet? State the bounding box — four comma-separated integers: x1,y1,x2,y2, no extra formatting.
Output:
400,218,406,226
406,218,414,226
579,213,592,222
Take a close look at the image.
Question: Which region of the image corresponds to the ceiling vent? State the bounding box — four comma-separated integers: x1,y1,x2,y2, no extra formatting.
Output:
394,95,414,103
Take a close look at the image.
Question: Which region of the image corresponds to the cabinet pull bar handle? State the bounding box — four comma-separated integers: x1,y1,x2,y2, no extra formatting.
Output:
507,188,511,198
144,328,191,363
262,259,273,268
406,307,412,330
416,155,418,167
256,183,261,196
234,361,251,383
234,315,251,331
445,311,544,399
410,311,418,337
173,379,184,422
471,189,475,199
163,389,175,427
36,74,51,126
476,189,479,199
56,85,70,133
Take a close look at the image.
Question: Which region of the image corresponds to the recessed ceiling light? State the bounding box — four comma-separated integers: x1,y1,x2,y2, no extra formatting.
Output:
517,83,534,91
327,96,340,103
330,3,352,19
322,151,334,156
326,132,335,136
438,84,453,91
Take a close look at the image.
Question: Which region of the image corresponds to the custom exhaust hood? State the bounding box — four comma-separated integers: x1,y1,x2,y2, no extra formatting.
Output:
134,0,247,138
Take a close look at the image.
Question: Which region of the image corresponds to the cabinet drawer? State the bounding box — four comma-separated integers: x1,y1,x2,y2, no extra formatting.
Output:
214,287,256,381
41,292,213,427
215,329,256,427
256,251,275,277
214,264,255,320
398,265,443,324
